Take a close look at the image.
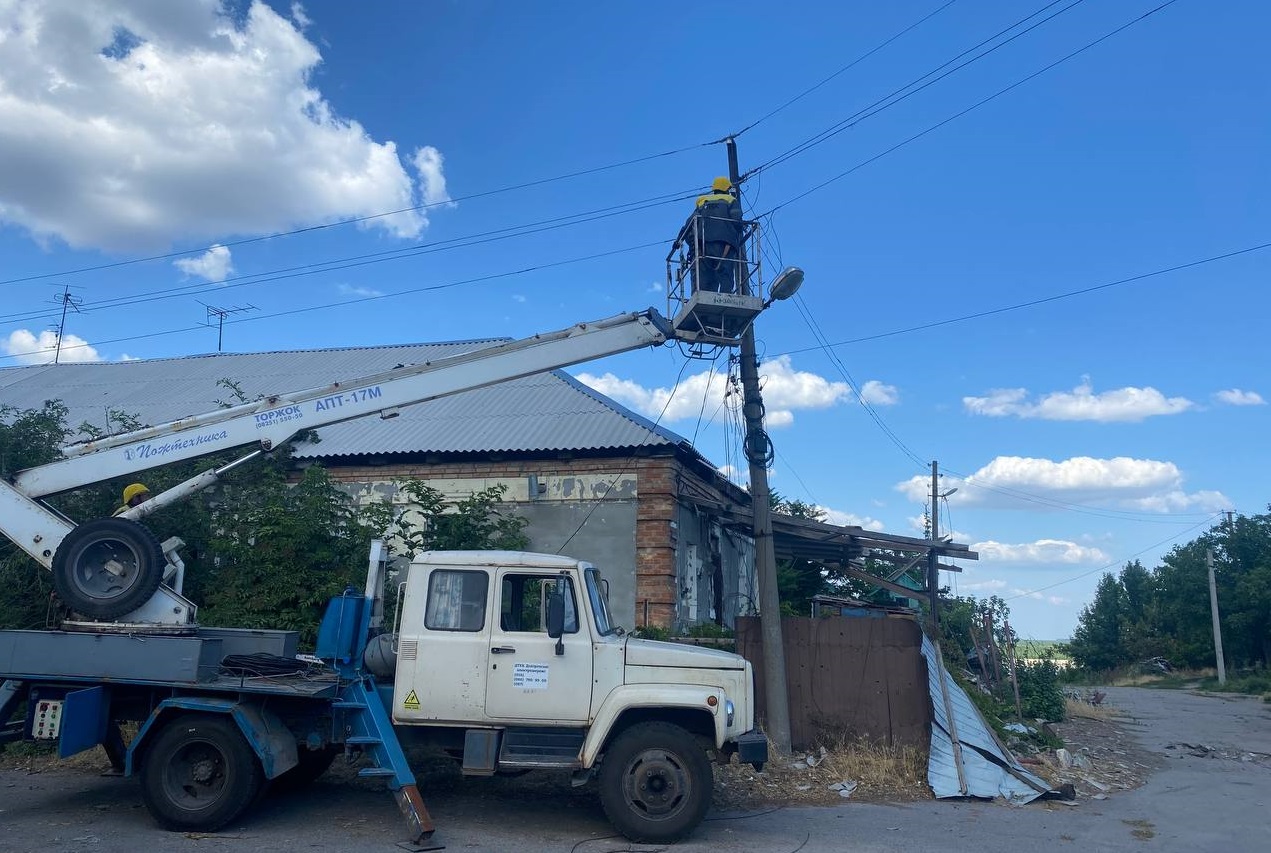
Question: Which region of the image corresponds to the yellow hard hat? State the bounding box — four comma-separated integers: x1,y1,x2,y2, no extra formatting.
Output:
711,176,732,192
122,483,150,504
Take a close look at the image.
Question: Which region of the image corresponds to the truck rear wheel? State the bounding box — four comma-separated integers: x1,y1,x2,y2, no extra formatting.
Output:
140,715,263,832
269,745,340,794
51,518,165,620
598,721,712,843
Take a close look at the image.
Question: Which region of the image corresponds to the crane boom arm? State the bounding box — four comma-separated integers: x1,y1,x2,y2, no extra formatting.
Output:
12,310,674,500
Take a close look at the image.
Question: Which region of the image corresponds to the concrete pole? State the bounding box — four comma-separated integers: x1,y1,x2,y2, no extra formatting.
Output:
1207,547,1227,685
727,137,791,755
927,461,940,634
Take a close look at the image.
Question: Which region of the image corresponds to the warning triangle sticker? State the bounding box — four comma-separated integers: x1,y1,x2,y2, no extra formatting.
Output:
402,689,421,710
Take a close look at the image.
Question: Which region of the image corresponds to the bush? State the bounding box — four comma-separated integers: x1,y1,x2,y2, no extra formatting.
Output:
1016,658,1066,721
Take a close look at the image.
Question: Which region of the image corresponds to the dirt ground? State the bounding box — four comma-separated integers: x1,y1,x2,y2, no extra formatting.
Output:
4,687,1270,852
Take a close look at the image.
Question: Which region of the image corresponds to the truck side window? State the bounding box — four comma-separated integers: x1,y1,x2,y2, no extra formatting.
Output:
499,575,578,634
424,570,489,632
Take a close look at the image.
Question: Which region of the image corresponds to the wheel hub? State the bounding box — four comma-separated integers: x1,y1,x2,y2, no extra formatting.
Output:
191,758,217,785
625,750,687,817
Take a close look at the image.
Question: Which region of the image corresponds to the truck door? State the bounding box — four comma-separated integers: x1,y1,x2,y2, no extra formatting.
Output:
394,566,493,723
484,570,593,723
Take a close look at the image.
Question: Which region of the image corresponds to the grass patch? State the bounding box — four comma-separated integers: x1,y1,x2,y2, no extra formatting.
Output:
1065,698,1121,721
715,733,928,807
1191,672,1271,698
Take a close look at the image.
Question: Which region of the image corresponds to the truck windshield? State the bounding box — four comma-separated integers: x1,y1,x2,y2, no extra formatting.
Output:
585,567,618,636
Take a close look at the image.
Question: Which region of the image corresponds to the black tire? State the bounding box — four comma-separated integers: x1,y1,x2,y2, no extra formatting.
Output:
268,745,340,795
597,722,712,843
139,715,263,832
51,518,165,620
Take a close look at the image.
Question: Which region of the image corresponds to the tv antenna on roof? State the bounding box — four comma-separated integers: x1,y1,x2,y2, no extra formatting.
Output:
199,302,257,353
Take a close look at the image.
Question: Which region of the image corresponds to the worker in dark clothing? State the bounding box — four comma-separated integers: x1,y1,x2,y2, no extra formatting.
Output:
678,177,744,294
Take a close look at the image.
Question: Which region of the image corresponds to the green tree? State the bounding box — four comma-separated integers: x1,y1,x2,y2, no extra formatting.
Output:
1069,572,1127,671
361,480,530,558
1,397,532,645
0,402,76,629
195,464,373,644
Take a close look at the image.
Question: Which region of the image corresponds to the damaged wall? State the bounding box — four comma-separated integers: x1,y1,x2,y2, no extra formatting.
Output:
317,454,753,631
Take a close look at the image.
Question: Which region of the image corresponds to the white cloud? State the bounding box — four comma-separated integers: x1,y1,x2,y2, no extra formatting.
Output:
904,514,971,542
0,1,448,251
964,377,1193,422
512,294,527,303
289,2,311,29
859,380,899,406
960,578,1008,592
1214,388,1265,406
336,283,383,298
972,539,1110,564
411,145,454,209
646,281,663,293
817,506,885,532
2,328,102,364
577,355,848,428
1048,595,1069,606
173,244,233,282
897,455,1229,514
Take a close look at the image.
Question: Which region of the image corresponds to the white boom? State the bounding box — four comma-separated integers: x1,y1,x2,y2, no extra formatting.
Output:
0,303,764,625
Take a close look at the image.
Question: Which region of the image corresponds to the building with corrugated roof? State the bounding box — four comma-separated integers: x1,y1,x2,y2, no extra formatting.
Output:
0,341,757,630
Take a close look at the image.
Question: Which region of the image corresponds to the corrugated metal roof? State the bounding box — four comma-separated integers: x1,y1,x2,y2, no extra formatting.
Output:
922,635,1053,803
0,342,684,458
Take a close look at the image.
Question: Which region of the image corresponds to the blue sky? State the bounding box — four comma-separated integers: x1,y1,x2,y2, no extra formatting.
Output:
1,0,1267,639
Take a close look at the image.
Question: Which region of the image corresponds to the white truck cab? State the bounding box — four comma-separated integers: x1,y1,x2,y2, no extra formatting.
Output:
388,550,767,842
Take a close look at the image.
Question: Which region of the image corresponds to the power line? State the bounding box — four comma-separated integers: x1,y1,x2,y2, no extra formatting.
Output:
1004,513,1221,601
0,189,696,326
760,0,1180,216
937,471,1220,523
0,239,665,363
0,0,1067,293
732,0,961,138
0,145,710,288
789,292,927,469
749,0,1083,177
777,238,1271,356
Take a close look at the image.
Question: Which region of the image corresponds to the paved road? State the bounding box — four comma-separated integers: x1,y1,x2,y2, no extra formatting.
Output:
2,686,1268,853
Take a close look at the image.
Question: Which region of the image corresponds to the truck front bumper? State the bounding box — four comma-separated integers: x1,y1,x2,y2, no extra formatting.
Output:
735,730,768,770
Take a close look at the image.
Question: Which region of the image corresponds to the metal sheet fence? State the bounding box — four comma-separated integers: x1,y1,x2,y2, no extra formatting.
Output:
736,615,931,749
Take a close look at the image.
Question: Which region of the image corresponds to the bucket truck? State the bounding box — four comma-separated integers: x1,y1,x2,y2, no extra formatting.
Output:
0,281,797,846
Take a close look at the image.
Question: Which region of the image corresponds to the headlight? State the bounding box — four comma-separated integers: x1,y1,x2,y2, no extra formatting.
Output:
725,699,735,728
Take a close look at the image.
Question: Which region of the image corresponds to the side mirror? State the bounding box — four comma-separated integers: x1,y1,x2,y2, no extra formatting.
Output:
546,591,566,656
546,592,565,638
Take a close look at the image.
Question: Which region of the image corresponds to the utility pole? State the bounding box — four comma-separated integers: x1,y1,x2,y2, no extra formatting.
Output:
1206,547,1227,685
927,460,940,633
52,285,82,365
727,136,791,756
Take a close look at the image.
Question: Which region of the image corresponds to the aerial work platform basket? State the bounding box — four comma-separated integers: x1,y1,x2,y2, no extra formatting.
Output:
666,215,765,345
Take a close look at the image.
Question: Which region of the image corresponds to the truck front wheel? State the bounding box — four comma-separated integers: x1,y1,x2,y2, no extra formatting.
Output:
139,715,263,832
597,721,712,843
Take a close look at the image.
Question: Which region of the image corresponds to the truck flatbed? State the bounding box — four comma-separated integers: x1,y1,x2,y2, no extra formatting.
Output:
0,628,339,698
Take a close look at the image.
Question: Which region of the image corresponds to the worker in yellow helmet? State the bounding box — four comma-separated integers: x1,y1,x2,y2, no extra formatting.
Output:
677,177,744,294
113,483,152,516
